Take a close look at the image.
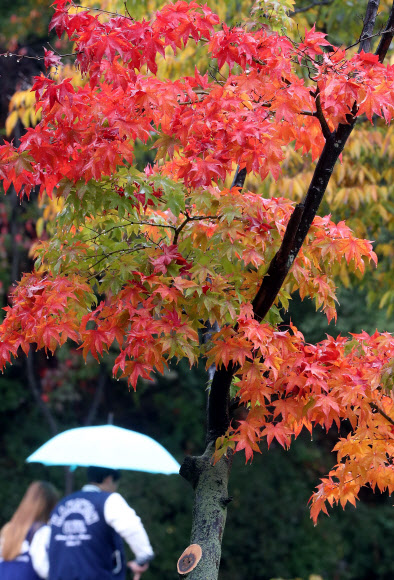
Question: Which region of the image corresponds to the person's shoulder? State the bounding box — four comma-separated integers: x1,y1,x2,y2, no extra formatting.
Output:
106,491,127,502
102,493,139,526
104,492,131,510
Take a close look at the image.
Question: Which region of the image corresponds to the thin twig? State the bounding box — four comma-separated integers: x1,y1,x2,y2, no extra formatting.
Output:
291,0,334,15
87,244,148,270
84,220,176,242
345,26,394,52
0,51,46,62
71,3,134,20
123,0,134,20
370,402,394,426
0,49,79,62
173,214,220,244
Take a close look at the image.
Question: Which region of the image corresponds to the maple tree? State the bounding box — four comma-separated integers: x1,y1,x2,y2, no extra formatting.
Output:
0,0,394,578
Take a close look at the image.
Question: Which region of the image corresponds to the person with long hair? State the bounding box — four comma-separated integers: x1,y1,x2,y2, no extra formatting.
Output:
0,481,59,580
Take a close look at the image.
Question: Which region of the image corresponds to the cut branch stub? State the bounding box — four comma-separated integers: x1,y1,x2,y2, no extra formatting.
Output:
177,544,203,575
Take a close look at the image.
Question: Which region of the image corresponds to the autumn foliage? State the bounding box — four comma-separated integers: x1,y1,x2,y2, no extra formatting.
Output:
0,0,394,524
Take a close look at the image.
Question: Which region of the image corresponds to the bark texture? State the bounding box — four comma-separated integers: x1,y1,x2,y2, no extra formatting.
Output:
179,446,232,580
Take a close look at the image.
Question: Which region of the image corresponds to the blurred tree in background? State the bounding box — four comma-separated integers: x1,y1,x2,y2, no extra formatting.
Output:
0,1,393,579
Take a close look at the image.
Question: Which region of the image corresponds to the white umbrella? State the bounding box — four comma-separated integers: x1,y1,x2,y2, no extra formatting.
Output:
26,425,180,475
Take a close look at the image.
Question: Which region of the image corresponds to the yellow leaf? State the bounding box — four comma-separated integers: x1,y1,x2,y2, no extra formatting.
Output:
30,108,41,127
21,108,32,128
24,90,36,107
36,217,44,238
5,110,19,136
9,91,24,110
376,204,390,221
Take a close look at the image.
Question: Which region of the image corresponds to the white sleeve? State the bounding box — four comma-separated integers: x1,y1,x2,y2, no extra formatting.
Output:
103,493,154,565
30,525,51,579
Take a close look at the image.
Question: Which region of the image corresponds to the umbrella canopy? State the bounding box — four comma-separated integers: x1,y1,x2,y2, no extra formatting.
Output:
26,425,180,475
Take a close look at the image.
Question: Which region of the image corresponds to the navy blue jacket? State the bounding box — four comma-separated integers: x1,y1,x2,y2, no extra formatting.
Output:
48,490,125,580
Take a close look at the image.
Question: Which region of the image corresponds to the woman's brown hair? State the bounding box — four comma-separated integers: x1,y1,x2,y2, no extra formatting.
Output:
0,481,59,561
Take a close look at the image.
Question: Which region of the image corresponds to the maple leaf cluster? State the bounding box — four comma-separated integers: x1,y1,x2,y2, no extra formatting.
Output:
0,0,393,523
212,318,394,523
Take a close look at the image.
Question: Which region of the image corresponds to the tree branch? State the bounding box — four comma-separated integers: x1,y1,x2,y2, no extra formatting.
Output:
85,221,176,242
358,0,381,54
230,166,247,189
173,215,220,245
290,0,333,15
370,402,394,426
375,1,394,62
202,321,220,382
345,27,394,53
72,3,134,20
314,93,333,143
251,203,305,319
206,363,235,445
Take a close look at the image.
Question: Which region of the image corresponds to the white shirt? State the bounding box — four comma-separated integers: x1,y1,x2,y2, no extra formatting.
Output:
30,527,50,578
30,485,154,579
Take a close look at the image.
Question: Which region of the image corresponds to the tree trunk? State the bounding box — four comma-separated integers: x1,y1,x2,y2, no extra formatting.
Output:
179,445,232,580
